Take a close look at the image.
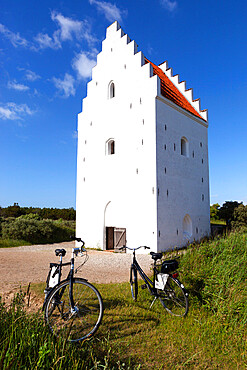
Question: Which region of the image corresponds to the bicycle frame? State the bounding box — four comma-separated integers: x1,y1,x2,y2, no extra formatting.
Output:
131,248,158,296
44,245,86,311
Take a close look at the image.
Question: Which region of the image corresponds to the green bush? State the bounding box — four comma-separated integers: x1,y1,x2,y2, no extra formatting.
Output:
1,215,75,244
231,204,247,229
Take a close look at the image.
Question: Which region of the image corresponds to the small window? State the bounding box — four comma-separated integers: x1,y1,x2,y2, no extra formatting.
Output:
106,139,115,155
108,81,115,99
181,137,189,157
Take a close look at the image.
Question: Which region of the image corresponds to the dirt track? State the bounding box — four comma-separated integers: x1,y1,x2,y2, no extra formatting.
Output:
0,242,152,303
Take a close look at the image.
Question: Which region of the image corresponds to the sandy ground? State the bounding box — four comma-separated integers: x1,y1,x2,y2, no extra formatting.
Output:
0,242,152,305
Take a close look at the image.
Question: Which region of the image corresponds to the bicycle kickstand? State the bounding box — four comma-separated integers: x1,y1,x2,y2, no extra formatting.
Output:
150,296,157,309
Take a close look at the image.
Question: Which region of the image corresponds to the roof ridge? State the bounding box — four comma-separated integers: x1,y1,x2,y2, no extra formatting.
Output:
145,58,207,121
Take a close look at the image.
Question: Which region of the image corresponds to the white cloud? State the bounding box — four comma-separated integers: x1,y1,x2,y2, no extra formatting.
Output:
0,13,97,52
0,102,34,120
160,0,177,12
52,73,76,97
88,0,126,22
0,23,29,48
25,70,41,82
34,12,97,50
51,11,83,42
7,81,30,91
34,32,61,50
72,51,97,79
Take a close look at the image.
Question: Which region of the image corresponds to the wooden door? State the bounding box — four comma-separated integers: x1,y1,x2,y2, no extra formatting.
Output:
106,227,114,250
114,228,126,249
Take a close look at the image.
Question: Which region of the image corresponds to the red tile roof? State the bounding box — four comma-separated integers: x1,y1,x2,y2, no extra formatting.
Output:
145,58,205,121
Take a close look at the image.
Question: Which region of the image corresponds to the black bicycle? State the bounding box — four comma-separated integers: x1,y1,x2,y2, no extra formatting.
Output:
119,246,189,317
43,238,103,342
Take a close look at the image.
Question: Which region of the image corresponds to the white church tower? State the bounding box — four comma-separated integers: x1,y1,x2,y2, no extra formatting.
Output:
76,21,210,252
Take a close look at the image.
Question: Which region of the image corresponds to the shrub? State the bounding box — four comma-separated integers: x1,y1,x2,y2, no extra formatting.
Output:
1,216,75,244
231,204,247,230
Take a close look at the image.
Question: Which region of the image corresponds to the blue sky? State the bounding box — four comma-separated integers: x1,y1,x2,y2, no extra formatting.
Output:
0,0,246,208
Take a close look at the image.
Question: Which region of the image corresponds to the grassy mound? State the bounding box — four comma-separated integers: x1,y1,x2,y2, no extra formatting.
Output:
180,229,247,328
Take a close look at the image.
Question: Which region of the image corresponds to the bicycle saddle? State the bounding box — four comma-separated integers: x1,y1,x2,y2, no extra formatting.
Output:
55,248,66,257
150,252,163,261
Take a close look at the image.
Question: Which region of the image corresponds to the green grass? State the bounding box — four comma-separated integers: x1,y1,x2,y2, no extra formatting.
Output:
210,220,226,225
1,230,247,369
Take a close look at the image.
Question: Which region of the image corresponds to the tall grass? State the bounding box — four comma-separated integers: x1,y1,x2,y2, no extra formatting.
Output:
0,290,134,369
1,230,246,369
180,229,247,328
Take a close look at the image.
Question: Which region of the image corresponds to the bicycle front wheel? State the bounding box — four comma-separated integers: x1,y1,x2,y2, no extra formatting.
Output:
44,278,103,342
158,276,188,317
130,266,138,301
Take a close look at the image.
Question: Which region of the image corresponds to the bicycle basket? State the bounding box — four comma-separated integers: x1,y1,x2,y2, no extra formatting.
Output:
161,259,178,273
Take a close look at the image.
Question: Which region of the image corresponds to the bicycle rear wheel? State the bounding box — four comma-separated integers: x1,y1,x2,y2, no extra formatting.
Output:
158,276,188,317
130,266,138,301
44,278,103,342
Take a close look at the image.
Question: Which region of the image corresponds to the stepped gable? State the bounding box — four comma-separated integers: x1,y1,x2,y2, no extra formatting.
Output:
145,58,207,122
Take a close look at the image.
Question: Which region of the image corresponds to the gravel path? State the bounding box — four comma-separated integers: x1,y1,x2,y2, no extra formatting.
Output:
0,242,152,300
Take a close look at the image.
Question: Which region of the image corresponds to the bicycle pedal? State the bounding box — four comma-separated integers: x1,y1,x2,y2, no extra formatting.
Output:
141,284,147,290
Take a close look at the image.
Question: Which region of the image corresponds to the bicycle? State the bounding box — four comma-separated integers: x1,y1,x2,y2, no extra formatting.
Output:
119,246,189,317
43,237,104,342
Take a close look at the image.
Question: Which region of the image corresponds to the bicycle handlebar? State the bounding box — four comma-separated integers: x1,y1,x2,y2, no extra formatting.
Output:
119,245,150,251
72,237,86,256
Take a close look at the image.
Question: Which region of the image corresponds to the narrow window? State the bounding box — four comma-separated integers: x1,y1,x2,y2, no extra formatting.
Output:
106,139,115,155
109,81,115,99
181,137,189,157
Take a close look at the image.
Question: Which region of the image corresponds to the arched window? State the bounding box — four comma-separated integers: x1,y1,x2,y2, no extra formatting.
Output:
181,137,189,157
106,139,115,155
109,81,115,99
183,214,192,241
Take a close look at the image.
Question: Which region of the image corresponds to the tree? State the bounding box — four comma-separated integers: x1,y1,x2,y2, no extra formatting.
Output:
210,203,220,221
218,201,242,226
231,204,247,229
